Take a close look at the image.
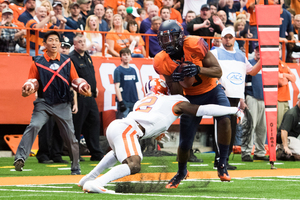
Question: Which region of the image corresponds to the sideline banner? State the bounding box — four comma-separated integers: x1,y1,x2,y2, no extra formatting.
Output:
256,5,281,162
0,55,299,126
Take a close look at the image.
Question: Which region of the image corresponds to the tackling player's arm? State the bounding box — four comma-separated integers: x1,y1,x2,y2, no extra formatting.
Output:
173,101,239,117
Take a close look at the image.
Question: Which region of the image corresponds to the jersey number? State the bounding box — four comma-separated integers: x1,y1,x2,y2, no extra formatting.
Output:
135,96,158,113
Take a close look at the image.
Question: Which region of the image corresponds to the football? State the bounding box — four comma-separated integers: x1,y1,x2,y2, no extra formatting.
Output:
72,78,91,97
23,79,39,92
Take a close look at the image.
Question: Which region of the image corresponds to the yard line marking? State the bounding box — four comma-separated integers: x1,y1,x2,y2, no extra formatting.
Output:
148,165,167,168
10,169,32,171
16,185,73,188
0,189,82,193
0,188,294,200
47,165,68,167
57,168,71,170
189,164,209,167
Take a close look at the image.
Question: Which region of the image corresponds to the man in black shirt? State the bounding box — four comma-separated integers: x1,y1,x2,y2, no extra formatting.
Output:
277,93,300,158
187,4,224,37
69,33,104,161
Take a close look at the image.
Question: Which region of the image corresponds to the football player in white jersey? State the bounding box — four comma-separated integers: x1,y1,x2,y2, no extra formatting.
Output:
79,78,242,193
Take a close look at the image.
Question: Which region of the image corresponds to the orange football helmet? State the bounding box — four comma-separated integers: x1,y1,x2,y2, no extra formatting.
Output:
145,78,170,95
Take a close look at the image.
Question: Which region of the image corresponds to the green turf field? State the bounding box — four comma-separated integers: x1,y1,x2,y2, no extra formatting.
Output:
0,153,300,199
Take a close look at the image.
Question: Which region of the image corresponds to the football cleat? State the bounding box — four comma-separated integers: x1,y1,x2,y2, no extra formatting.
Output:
217,164,231,182
165,170,189,189
83,180,115,194
14,158,25,171
78,175,95,188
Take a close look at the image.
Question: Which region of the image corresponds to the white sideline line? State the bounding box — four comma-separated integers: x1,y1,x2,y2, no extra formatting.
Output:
0,188,294,200
16,185,73,188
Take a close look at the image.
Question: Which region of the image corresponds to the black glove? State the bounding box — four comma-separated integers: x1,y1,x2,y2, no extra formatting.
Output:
171,65,184,82
118,101,127,112
181,61,201,77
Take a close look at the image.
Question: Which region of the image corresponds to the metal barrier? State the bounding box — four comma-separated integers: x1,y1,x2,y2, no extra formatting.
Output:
0,25,293,61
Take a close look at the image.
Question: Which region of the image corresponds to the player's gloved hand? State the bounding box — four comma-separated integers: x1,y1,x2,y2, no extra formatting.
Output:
171,65,184,82
182,61,201,77
118,101,127,112
155,132,171,143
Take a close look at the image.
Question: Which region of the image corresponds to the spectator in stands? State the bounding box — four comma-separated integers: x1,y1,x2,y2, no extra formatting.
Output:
160,6,170,22
140,4,158,33
40,0,53,13
85,15,103,56
52,1,77,45
278,44,296,129
246,0,273,52
61,0,71,17
187,4,224,37
287,8,296,22
144,16,162,57
217,10,232,26
88,0,100,15
211,33,221,49
1,0,25,21
0,7,26,52
274,0,294,44
234,14,252,52
78,0,91,23
106,14,130,57
104,7,113,30
18,0,35,25
117,5,127,24
125,0,141,9
127,20,145,57
143,0,154,14
126,6,140,24
182,10,196,36
137,8,146,26
26,6,65,56
161,0,182,23
68,2,85,31
94,3,108,31
289,0,300,15
209,3,218,16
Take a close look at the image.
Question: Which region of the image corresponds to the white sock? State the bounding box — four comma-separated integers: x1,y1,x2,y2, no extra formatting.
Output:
196,104,238,117
95,164,131,186
87,150,118,179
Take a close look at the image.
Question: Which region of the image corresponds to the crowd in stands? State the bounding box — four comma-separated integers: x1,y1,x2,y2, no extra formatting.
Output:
1,0,299,59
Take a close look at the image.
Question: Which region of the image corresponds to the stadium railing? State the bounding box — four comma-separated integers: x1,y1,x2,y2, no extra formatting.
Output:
0,26,294,62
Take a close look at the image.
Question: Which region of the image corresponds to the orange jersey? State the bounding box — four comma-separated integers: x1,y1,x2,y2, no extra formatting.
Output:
154,36,218,96
291,0,300,14
169,8,183,24
246,0,274,26
278,60,291,102
28,52,79,81
106,30,131,54
106,0,125,14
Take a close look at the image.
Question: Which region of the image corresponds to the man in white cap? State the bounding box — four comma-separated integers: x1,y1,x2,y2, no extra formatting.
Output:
0,7,26,52
210,27,262,168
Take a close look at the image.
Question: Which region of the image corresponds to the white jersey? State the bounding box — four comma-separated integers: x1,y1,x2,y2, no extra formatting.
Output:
211,46,252,99
127,94,189,139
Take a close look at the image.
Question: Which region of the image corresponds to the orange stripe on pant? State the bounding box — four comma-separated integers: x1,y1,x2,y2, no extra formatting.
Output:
122,125,138,158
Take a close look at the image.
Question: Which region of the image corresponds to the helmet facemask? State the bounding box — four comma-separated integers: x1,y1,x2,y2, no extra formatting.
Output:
158,30,184,55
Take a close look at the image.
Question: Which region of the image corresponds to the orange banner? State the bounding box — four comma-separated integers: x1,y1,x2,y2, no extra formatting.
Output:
1,55,300,127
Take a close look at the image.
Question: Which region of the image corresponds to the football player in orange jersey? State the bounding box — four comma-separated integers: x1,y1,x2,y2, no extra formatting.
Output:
154,20,232,187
